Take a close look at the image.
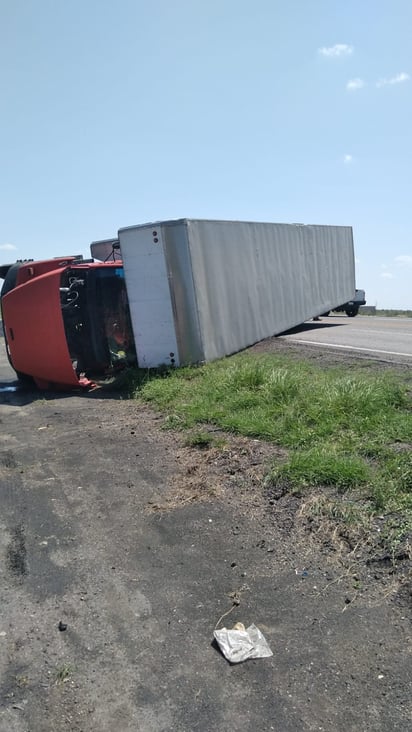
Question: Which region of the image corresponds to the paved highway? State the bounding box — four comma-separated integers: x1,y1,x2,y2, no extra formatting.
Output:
280,315,412,364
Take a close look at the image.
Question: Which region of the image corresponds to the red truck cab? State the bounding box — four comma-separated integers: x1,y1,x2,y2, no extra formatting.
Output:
0,257,136,389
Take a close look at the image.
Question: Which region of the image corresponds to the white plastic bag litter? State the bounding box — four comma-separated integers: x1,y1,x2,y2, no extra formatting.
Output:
214,623,273,663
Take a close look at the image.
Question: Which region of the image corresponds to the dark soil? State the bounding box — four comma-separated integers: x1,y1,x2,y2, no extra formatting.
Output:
0,337,411,732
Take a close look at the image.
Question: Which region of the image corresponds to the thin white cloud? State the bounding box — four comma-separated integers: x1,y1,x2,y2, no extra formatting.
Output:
381,272,394,279
395,255,412,267
346,78,365,91
343,154,353,164
318,43,353,58
376,72,410,88
0,243,17,251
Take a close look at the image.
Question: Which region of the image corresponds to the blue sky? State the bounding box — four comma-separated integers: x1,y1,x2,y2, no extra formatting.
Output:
1,0,411,308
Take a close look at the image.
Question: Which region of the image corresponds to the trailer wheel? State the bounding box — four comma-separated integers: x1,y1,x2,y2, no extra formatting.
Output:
346,307,358,317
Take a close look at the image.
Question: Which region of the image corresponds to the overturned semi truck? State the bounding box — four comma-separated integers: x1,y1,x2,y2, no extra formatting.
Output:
0,219,356,389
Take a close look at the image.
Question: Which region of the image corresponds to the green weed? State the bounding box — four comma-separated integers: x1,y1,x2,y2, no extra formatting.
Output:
268,447,371,492
55,664,73,685
183,431,225,449
132,353,412,517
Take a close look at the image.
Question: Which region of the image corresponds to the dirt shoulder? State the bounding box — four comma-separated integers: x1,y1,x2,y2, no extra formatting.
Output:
0,338,411,732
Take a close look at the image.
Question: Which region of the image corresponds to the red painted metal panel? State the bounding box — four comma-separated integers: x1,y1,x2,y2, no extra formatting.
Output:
2,268,82,387
15,257,80,286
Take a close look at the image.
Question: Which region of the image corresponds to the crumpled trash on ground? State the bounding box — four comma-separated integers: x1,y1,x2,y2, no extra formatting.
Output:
214,622,273,663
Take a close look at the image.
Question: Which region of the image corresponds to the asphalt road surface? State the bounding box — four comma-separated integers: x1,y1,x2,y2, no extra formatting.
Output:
280,315,412,364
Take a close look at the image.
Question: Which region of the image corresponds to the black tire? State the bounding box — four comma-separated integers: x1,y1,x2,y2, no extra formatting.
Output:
1,262,23,298
2,263,35,385
346,307,358,317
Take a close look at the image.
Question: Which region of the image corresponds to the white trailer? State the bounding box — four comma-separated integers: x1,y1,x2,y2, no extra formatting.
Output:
92,219,355,369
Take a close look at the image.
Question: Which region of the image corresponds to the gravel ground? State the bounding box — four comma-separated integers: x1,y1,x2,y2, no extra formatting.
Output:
0,335,411,732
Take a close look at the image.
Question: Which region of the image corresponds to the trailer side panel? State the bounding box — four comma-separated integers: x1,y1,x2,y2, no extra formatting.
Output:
184,220,355,362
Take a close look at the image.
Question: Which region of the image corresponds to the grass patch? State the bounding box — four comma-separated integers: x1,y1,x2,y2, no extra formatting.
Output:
269,447,371,492
129,353,412,520
101,365,171,396
55,664,73,685
183,431,226,449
